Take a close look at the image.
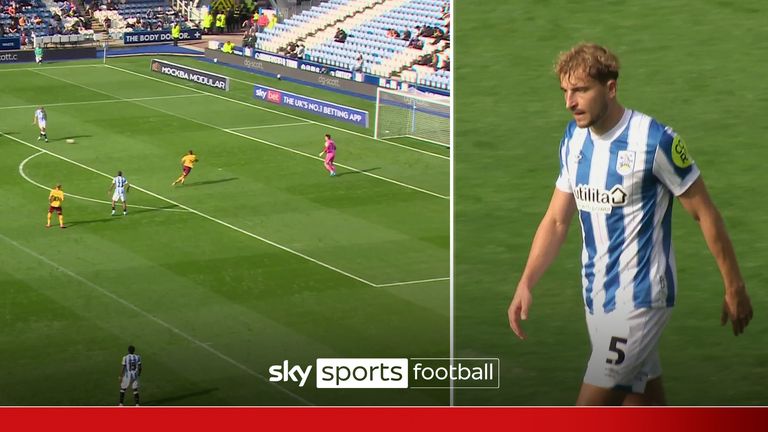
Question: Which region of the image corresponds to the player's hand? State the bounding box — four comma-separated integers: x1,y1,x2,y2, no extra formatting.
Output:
508,286,532,340
721,284,753,336
319,152,324,157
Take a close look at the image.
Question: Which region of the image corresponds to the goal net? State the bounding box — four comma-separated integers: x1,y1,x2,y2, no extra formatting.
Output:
374,88,451,147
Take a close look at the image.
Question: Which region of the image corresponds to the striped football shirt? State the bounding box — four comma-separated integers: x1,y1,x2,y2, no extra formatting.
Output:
122,353,141,378
555,109,700,314
112,175,128,193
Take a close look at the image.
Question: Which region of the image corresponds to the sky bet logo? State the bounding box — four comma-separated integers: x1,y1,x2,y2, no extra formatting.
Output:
268,358,499,389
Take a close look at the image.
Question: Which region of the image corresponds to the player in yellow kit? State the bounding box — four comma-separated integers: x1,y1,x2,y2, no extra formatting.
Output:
172,150,199,186
47,184,65,228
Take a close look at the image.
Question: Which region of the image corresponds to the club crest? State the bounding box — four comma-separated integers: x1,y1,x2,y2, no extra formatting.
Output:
616,150,635,175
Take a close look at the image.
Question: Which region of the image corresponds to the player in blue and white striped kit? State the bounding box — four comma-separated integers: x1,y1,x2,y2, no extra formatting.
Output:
108,171,130,216
32,106,48,142
119,345,142,406
508,43,753,405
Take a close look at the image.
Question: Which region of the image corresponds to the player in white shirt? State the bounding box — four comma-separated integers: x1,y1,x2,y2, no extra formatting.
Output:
119,345,142,406
108,171,130,216
32,106,48,142
507,43,753,405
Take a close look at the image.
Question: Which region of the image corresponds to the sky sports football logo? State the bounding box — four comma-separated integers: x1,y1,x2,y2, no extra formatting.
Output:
268,358,499,389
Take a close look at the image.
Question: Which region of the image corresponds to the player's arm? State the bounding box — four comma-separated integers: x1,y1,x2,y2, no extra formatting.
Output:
508,188,576,340
677,176,753,335
119,364,126,380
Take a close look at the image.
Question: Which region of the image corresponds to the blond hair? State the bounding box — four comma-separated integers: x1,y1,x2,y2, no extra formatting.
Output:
555,43,620,83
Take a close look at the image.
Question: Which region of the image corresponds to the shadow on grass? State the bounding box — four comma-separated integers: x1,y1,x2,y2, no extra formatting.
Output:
335,167,380,177
180,177,239,187
64,217,120,227
66,205,185,225
54,135,93,142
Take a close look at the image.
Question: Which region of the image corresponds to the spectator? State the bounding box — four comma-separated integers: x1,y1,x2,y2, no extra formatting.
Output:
241,26,256,48
171,21,181,46
284,42,297,58
241,16,253,31
385,28,399,38
416,53,433,66
256,11,268,32
215,10,225,33
418,25,436,37
221,40,234,54
202,10,213,34
432,27,449,45
401,29,411,41
408,36,423,50
353,53,363,72
295,43,305,60
226,7,235,32
333,27,346,43
430,52,442,70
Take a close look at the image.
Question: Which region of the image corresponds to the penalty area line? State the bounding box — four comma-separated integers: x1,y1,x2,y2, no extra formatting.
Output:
1,130,381,288
18,151,188,213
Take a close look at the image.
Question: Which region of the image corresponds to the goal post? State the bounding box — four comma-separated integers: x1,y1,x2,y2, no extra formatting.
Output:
374,87,451,147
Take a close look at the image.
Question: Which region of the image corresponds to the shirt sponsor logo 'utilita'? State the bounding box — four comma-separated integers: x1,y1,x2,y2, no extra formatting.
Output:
573,184,627,214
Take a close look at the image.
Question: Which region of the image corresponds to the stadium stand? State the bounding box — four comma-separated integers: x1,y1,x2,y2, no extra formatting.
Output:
255,0,450,91
91,0,197,39
1,0,101,46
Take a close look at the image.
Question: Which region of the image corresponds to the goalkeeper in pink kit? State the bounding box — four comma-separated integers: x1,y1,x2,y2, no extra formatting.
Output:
319,133,337,176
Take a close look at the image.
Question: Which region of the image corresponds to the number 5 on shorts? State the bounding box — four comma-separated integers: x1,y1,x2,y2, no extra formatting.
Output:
606,336,628,365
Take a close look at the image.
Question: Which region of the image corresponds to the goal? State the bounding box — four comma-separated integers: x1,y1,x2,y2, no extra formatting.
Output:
374,87,450,147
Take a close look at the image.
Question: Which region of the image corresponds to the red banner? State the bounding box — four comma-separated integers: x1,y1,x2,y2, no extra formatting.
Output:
2,407,767,431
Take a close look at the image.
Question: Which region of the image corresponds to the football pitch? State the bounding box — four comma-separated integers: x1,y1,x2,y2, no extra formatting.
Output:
455,0,768,405
0,56,449,405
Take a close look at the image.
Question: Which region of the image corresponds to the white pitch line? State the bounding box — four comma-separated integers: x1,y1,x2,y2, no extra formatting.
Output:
373,277,450,288
0,93,205,111
0,64,101,72
34,68,448,200
0,232,312,406
104,63,450,161
227,122,311,131
1,130,379,287
19,151,188,213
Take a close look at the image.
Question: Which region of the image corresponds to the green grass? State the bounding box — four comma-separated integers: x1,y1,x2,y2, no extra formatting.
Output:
0,56,449,405
455,0,768,405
